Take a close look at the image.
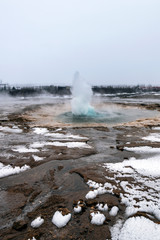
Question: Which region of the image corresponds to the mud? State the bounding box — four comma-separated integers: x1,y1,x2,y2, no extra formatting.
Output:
0,98,160,239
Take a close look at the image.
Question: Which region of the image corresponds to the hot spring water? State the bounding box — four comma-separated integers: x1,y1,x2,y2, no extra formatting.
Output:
58,72,159,125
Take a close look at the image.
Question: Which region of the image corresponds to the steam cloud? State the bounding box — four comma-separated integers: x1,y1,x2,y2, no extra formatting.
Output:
71,72,94,115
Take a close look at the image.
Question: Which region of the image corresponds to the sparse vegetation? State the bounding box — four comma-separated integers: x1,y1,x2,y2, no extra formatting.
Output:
0,84,160,96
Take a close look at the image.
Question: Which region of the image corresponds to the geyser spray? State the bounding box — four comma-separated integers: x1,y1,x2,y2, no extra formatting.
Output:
71,72,94,115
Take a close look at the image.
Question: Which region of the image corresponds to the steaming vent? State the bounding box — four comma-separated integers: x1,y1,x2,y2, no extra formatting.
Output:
71,72,95,116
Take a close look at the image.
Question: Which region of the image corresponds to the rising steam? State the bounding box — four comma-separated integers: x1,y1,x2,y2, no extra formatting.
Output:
71,72,94,115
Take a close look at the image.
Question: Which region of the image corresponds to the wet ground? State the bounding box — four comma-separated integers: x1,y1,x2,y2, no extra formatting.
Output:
0,95,160,239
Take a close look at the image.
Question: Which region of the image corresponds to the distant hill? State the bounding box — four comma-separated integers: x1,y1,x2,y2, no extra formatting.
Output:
0,84,160,96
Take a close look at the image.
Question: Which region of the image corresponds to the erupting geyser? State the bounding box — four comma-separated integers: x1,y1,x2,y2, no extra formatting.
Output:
58,75,156,125
71,72,95,116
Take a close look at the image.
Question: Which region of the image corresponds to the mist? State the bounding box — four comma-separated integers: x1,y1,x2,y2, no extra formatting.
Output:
71,72,94,115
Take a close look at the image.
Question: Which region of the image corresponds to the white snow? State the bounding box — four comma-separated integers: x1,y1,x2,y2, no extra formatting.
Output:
111,216,160,240
65,133,88,140
74,205,82,213
0,125,22,133
12,146,39,153
90,211,106,225
28,237,36,240
85,186,108,199
33,127,87,140
30,142,45,148
32,155,44,161
45,132,87,140
127,156,160,177
124,146,160,153
110,219,123,240
102,154,160,221
0,153,14,159
106,156,160,177
33,127,49,134
109,206,119,216
86,190,98,199
52,210,71,228
45,132,67,138
30,140,91,149
30,128,90,149
87,180,103,188
96,203,108,211
31,216,44,228
50,141,91,149
0,162,30,178
85,180,114,200
152,127,160,130
142,133,160,142
55,128,62,132
84,129,160,239
85,152,160,222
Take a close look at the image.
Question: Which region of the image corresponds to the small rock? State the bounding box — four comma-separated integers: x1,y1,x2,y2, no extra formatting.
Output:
58,165,63,171
12,220,27,231
110,146,115,149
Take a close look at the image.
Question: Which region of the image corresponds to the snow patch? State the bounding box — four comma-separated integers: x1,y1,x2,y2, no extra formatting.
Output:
109,206,119,216
50,141,91,149
31,216,44,228
87,180,103,188
0,162,30,178
32,155,44,161
30,142,45,148
33,127,49,135
74,205,82,213
107,156,160,177
96,203,108,211
12,146,39,153
90,211,106,225
111,216,160,240
45,132,87,140
142,133,160,142
152,127,160,130
86,190,98,199
0,125,22,133
85,187,107,199
102,154,160,220
52,211,71,228
124,146,160,153
85,180,114,199
30,141,91,149
33,127,87,140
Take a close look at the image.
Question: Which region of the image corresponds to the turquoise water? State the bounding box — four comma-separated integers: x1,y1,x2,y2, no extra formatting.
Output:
57,106,159,125
58,110,126,124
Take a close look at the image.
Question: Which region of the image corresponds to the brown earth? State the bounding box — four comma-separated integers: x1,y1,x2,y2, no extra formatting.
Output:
0,102,160,239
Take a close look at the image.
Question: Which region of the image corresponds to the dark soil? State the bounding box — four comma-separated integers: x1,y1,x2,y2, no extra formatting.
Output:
0,102,160,239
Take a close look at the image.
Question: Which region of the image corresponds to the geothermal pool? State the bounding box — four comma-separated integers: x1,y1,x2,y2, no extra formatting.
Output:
0,94,160,127
7,98,160,127
58,104,158,125
65,72,160,126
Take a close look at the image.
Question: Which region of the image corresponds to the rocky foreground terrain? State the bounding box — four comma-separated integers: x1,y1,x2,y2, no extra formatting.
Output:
0,100,160,240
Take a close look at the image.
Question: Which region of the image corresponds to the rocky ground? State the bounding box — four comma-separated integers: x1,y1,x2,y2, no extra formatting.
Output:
0,100,160,240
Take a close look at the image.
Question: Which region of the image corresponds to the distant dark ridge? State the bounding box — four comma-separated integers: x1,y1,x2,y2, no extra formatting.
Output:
0,85,160,96
92,85,160,95
0,85,71,96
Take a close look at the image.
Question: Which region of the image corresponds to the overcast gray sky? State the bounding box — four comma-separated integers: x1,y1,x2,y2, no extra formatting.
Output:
0,0,160,86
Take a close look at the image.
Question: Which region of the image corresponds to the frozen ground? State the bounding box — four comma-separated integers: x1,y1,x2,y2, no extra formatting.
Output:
0,95,160,239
